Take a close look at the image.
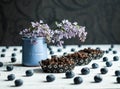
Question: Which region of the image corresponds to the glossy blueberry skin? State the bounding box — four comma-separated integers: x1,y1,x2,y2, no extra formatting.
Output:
7,74,15,81
74,76,83,84
106,61,112,67
6,65,13,71
11,57,17,62
25,70,34,76
113,56,119,61
0,62,3,67
105,50,109,54
108,48,112,51
103,57,108,62
14,79,23,86
92,63,99,69
65,71,75,78
81,67,90,75
94,75,102,83
117,77,120,83
100,67,108,74
115,70,120,76
113,50,117,54
46,75,55,82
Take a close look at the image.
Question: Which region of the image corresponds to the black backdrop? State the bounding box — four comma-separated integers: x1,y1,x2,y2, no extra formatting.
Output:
0,0,120,46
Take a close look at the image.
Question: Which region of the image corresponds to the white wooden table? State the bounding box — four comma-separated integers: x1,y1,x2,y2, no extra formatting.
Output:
0,45,120,89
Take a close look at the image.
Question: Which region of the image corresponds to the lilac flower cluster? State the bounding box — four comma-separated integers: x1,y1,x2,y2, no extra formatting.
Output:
52,20,87,46
20,20,87,46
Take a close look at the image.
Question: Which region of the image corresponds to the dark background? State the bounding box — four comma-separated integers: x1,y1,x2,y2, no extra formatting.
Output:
0,0,120,46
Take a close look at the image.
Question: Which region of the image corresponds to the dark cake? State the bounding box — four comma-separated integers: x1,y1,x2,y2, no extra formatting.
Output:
40,56,75,73
79,48,104,60
65,51,92,66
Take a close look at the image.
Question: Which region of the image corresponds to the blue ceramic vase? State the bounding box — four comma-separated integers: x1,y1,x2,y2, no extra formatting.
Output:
22,37,47,66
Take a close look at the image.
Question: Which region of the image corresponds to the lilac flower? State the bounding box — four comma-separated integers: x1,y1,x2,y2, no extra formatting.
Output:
20,19,87,46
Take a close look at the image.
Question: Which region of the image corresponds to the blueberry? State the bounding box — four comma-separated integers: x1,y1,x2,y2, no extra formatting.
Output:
6,65,13,71
46,75,55,82
14,79,23,86
113,56,119,61
6,46,9,49
100,67,108,74
74,76,83,84
113,50,117,54
71,48,75,52
108,48,112,51
11,57,17,62
63,52,67,56
116,77,120,83
103,57,108,62
106,61,112,67
50,51,54,55
0,62,3,67
106,50,109,54
81,67,90,75
78,44,81,47
96,47,100,50
63,45,66,49
111,44,114,48
94,75,102,83
115,70,120,76
20,49,22,53
65,71,75,78
92,63,99,69
13,48,17,51
25,70,34,77
1,54,5,57
7,74,15,81
57,48,62,52
11,53,16,57
2,49,6,52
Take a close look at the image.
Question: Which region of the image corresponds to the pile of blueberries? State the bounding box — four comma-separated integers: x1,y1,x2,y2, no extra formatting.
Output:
0,44,120,87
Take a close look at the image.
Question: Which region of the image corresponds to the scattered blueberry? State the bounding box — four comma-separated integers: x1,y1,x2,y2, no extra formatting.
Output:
1,54,5,57
50,51,54,55
13,48,17,51
108,48,112,51
105,50,109,54
78,44,81,47
57,48,62,52
111,44,114,48
2,49,6,52
7,74,15,81
94,75,102,83
92,63,99,69
11,53,16,57
11,57,17,62
46,75,55,82
20,49,22,53
113,56,119,61
96,47,100,50
6,65,14,71
106,61,112,67
113,50,117,54
100,67,108,74
0,62,3,67
103,57,108,62
81,67,90,75
71,48,75,52
115,70,120,76
63,52,67,56
65,71,75,78
116,76,120,83
63,45,66,49
14,79,23,86
74,76,83,84
25,70,34,77
6,46,9,49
